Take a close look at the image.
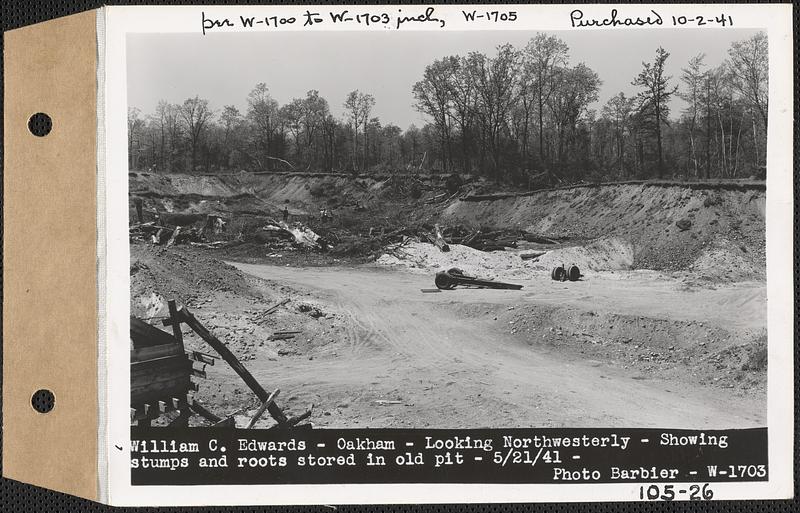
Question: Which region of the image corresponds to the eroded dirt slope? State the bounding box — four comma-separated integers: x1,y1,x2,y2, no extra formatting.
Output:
442,183,765,279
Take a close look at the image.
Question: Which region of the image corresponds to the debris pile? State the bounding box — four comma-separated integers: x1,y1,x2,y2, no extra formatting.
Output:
130,299,313,429
441,226,561,252
130,213,227,247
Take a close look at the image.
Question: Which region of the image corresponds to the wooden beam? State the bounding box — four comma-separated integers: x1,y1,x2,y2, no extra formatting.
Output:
187,351,217,365
211,417,236,428
246,389,280,429
189,400,222,424
131,316,179,348
263,299,290,316
167,300,184,348
178,307,288,426
286,407,313,427
268,334,296,341
168,407,190,427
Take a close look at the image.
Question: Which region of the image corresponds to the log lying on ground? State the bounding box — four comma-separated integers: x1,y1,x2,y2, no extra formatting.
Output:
445,227,560,252
521,233,560,245
520,251,547,260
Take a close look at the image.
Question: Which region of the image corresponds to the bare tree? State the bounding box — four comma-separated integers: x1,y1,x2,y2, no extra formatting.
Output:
412,58,457,172
467,44,520,180
343,90,375,172
679,54,707,177
547,63,601,177
447,57,478,173
127,107,145,169
602,93,635,177
632,47,678,177
728,32,768,169
522,33,569,169
728,32,768,127
178,96,212,173
246,83,284,171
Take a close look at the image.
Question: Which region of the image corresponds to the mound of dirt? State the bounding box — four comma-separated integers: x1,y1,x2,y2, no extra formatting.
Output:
130,243,265,319
527,237,634,272
455,300,766,396
130,172,243,197
131,172,373,213
376,237,636,279
376,242,529,280
441,183,765,279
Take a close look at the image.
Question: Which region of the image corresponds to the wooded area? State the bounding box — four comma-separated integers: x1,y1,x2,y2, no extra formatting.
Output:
128,32,767,184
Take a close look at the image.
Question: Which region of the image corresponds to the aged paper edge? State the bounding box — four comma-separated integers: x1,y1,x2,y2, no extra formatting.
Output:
3,9,99,501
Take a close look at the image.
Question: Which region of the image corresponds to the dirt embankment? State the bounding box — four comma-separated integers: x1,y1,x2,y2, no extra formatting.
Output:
132,172,765,282
441,183,766,280
473,302,767,395
130,171,454,216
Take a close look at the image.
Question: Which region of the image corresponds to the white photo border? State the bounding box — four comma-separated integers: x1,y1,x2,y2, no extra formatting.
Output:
101,3,794,505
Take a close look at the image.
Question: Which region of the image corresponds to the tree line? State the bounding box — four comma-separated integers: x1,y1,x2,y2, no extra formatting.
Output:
128,31,767,184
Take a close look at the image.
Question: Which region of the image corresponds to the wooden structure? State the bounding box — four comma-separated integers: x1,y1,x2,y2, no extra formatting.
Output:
130,300,311,429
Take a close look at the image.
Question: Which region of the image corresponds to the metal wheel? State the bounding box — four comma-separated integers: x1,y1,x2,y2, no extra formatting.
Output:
551,266,566,281
567,265,581,281
435,271,456,289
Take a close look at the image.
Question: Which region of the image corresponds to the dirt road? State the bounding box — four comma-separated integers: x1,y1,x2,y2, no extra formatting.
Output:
232,262,766,429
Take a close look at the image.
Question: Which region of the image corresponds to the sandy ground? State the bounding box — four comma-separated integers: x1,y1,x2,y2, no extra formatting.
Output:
224,262,765,429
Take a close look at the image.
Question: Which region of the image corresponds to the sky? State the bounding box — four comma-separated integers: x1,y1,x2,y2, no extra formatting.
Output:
127,28,760,129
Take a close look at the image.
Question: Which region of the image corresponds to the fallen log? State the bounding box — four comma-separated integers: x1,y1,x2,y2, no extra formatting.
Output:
462,230,480,246
520,251,547,260
478,244,508,252
269,333,297,341
522,233,560,245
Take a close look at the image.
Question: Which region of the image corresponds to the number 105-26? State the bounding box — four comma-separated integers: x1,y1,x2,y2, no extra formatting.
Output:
639,484,714,501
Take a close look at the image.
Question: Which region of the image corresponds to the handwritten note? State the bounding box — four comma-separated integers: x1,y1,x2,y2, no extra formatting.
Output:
569,9,733,28
202,7,452,35
200,6,734,35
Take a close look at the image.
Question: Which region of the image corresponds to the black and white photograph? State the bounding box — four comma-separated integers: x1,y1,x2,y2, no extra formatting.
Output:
127,25,771,432
1,2,792,506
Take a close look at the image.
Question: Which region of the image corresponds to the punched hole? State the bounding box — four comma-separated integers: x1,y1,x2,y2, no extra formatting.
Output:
31,389,55,413
28,112,52,137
